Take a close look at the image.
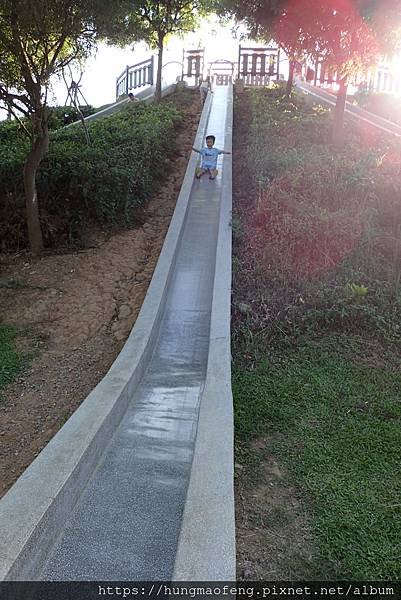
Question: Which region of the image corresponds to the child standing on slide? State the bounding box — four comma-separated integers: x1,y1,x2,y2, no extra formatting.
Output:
193,135,231,180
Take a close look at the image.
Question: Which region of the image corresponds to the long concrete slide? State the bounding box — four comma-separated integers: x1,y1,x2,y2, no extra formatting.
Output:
297,81,401,137
0,85,235,580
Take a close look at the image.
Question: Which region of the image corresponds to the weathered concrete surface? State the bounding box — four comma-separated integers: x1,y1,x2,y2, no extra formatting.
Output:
173,84,235,581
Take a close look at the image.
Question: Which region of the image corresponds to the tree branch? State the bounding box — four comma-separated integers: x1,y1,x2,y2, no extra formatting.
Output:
9,11,40,103
0,86,32,113
6,104,31,136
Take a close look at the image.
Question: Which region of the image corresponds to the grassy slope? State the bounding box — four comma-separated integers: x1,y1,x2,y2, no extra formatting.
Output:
0,325,26,397
232,86,401,579
234,337,401,579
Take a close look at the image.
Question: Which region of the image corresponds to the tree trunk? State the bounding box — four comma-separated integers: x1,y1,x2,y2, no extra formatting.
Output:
23,113,49,254
285,60,295,96
313,57,319,86
332,78,348,147
320,62,326,85
155,34,164,103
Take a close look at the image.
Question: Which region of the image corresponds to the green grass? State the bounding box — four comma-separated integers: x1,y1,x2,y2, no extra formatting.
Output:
0,276,47,290
233,336,401,579
0,325,27,395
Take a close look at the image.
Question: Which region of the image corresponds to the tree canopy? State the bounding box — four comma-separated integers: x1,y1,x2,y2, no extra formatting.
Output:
0,0,106,114
107,0,215,102
272,0,380,86
0,0,121,253
218,0,401,143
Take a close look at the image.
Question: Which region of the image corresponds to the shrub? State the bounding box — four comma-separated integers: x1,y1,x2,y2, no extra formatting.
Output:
47,105,96,130
0,98,183,250
0,119,26,144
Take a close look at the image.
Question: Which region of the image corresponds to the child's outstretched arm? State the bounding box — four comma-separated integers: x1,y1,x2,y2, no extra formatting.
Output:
192,147,200,153
218,150,231,155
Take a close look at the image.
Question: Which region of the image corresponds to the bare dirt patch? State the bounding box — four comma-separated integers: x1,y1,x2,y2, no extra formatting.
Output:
235,437,314,580
0,90,201,497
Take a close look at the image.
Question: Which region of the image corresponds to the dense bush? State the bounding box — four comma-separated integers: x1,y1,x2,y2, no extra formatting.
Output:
0,132,30,251
0,105,96,140
0,119,26,144
0,99,182,250
47,105,96,129
232,87,401,358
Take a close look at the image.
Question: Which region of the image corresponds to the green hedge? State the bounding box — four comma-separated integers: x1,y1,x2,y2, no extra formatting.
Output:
47,105,97,129
0,100,182,250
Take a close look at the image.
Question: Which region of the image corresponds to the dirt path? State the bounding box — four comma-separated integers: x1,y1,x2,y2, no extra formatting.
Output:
0,91,201,498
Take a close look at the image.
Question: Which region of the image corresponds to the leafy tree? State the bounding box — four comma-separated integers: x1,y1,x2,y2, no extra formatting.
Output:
277,0,401,143
364,0,401,59
217,0,300,95
0,0,116,254
218,0,399,145
217,0,322,95
301,0,380,145
110,0,215,103
272,1,317,96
